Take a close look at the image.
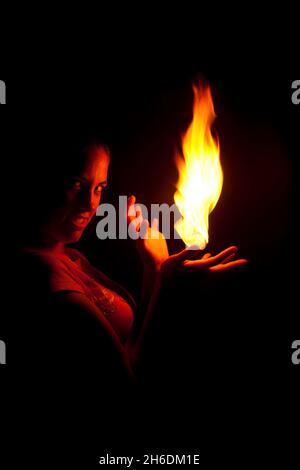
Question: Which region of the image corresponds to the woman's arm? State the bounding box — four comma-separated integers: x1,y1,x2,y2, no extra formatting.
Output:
125,196,248,373
126,244,248,372
125,271,163,371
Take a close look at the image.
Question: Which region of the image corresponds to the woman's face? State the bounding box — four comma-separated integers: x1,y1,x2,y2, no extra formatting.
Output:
43,146,110,246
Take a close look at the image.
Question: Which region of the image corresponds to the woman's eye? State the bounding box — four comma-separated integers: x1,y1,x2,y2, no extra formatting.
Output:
95,186,103,194
72,181,82,190
65,179,82,191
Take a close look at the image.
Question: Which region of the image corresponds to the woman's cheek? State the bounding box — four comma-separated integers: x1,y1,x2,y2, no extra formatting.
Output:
94,193,101,209
64,190,80,207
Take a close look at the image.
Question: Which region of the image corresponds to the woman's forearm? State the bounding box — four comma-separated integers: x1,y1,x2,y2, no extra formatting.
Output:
126,271,164,370
129,264,160,346
140,265,160,309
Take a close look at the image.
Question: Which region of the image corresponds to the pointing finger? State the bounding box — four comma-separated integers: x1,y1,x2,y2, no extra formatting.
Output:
209,259,248,272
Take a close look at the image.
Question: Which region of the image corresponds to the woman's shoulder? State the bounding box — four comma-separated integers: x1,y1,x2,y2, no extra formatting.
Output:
19,247,68,271
65,247,90,264
18,247,85,294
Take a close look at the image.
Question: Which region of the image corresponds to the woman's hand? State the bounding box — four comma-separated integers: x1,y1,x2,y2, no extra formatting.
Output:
127,195,248,278
160,245,248,280
127,195,169,273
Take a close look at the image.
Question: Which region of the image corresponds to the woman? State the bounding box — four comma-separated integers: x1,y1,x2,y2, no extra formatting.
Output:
17,138,247,386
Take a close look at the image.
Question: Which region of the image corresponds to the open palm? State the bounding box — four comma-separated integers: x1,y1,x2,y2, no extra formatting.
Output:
127,195,248,276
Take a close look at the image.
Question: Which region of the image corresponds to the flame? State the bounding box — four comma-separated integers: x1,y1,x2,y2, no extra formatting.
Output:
174,84,223,249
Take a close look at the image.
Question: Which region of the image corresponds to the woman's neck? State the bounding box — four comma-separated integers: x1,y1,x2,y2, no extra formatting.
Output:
32,231,67,255
45,241,66,255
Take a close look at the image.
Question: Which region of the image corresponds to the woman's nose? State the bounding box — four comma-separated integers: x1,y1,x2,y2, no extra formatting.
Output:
79,188,98,211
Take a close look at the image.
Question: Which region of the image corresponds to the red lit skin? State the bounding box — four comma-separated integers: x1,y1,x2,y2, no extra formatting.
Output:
125,196,248,367
31,147,137,379
40,147,109,255
127,195,248,276
31,146,247,379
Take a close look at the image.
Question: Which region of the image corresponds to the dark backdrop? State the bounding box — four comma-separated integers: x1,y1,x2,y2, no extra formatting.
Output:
1,63,299,464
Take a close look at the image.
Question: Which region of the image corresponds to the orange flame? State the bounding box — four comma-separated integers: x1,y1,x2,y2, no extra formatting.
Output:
174,84,223,249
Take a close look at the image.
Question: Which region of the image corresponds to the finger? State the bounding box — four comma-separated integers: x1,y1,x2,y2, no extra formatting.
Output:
140,219,149,238
127,195,136,213
183,246,238,269
151,217,159,232
170,246,203,264
135,204,142,219
209,259,248,272
220,253,236,264
149,218,160,239
185,249,209,261
127,195,137,223
128,203,143,227
128,195,136,205
127,213,136,223
128,217,143,238
202,246,238,266
133,205,144,233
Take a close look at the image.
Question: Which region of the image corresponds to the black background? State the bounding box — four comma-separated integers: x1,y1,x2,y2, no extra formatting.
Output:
1,27,299,467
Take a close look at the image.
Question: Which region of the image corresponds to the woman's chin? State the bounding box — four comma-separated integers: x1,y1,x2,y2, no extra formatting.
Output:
64,229,84,244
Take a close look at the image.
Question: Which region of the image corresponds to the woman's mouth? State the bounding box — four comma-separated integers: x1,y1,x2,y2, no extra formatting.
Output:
69,215,90,230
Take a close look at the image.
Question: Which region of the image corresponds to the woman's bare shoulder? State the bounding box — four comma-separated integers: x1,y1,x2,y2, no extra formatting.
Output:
19,247,67,271
17,247,84,294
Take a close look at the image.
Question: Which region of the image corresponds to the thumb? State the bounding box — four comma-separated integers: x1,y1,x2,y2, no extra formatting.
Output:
170,245,202,263
127,195,136,223
140,219,149,239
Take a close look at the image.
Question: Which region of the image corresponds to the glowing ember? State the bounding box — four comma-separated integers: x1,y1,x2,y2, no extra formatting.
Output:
174,83,223,249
